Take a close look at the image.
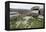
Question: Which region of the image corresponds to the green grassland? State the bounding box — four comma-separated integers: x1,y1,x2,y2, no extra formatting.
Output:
10,16,44,29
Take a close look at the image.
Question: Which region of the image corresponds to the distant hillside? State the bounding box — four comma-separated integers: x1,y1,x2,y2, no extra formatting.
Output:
10,8,32,16
10,7,44,17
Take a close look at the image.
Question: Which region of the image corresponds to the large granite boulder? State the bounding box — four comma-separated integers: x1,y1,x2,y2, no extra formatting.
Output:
31,6,40,17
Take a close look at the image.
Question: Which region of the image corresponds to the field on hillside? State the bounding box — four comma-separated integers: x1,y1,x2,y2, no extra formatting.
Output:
10,16,44,29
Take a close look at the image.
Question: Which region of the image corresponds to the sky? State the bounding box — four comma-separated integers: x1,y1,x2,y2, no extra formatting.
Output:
10,3,43,10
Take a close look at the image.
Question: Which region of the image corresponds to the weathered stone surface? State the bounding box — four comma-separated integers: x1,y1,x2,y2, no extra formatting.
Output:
31,10,39,17
31,6,40,10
